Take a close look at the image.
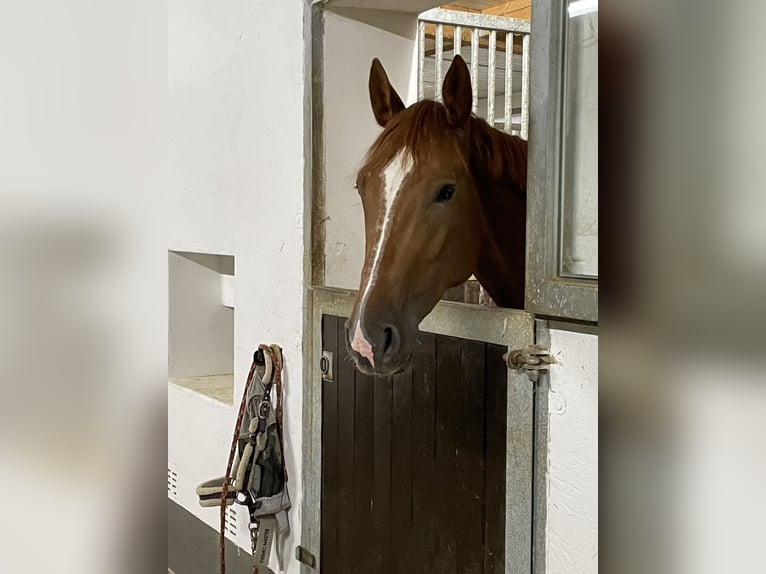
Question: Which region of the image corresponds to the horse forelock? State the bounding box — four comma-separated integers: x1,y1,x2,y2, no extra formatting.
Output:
361,100,459,173
361,100,527,193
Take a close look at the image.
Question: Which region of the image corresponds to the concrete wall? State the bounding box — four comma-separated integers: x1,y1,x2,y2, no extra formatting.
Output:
322,8,418,290
168,0,310,570
546,326,599,573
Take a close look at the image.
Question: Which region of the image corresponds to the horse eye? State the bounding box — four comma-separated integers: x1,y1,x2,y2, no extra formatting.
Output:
436,184,456,202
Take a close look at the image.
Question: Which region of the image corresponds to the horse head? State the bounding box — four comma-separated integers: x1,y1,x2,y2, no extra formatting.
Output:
346,55,482,376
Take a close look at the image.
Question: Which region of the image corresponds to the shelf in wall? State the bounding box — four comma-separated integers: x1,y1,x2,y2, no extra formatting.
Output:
169,373,234,406
169,250,235,405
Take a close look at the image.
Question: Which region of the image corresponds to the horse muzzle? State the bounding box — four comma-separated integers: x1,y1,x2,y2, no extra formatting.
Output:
345,319,413,377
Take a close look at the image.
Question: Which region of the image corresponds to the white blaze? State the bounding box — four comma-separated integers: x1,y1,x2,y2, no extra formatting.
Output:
350,149,412,360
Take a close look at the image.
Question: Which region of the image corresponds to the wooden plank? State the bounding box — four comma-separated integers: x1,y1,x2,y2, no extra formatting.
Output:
336,316,356,574
320,315,339,573
456,340,487,574
434,335,462,574
440,1,531,20
390,367,414,574
484,344,508,572
371,374,393,574
321,315,517,573
353,365,375,572
411,332,438,572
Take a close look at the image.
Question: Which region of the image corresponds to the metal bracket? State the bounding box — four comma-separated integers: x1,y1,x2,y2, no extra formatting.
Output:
504,344,556,382
320,350,333,381
295,545,317,568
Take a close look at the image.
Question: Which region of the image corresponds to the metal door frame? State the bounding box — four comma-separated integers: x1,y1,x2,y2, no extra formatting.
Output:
304,4,549,572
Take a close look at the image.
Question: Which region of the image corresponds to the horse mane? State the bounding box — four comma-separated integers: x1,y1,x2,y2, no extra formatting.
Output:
362,99,527,193
467,114,527,193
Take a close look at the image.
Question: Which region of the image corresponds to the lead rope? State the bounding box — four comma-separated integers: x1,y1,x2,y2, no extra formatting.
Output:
266,344,287,482
219,348,269,574
261,345,287,572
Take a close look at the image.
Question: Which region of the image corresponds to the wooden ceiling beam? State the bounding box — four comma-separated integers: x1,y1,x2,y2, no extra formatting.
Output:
439,0,531,20
481,0,531,20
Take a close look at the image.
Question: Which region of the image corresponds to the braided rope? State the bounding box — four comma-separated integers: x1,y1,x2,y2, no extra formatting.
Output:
219,354,260,574
263,344,287,482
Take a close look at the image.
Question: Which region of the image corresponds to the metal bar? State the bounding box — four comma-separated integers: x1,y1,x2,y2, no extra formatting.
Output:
532,319,551,574
505,369,534,574
471,28,479,115
504,33,514,132
454,25,462,58
311,286,532,348
419,7,531,34
310,2,326,288
418,19,425,100
479,285,491,306
435,23,444,102
521,33,530,139
487,30,497,125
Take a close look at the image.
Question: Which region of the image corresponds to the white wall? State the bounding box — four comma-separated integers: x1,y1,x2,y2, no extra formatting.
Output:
322,8,418,289
168,0,310,571
546,326,599,573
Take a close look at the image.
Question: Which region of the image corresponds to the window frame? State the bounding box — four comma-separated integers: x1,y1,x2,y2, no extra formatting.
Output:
526,0,598,323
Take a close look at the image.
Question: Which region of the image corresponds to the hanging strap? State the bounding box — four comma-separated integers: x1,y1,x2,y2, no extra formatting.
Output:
194,345,286,574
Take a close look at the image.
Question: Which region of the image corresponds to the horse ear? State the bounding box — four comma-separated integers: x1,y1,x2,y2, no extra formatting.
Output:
442,55,472,129
369,58,405,128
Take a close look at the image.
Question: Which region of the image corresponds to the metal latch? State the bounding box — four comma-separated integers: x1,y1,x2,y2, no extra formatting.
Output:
503,345,556,382
295,545,317,568
320,351,333,381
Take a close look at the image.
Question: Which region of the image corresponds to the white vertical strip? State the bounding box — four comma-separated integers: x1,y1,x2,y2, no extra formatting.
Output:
470,28,479,114
504,33,514,132
454,25,462,58
479,284,490,306
435,23,444,102
418,20,425,100
521,33,530,139
487,30,497,125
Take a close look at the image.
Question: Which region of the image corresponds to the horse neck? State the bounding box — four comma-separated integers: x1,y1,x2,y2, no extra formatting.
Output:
467,119,528,309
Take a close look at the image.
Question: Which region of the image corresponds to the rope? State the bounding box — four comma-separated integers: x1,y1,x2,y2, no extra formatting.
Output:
264,344,287,482
219,356,259,574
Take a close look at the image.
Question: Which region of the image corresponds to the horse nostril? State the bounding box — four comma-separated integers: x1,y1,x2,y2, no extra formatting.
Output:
380,324,400,359
383,327,393,353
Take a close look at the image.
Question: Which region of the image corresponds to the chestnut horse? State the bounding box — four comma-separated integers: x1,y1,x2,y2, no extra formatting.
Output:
347,55,527,376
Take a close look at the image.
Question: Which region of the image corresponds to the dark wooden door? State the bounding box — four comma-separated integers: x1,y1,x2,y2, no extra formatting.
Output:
321,315,507,574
